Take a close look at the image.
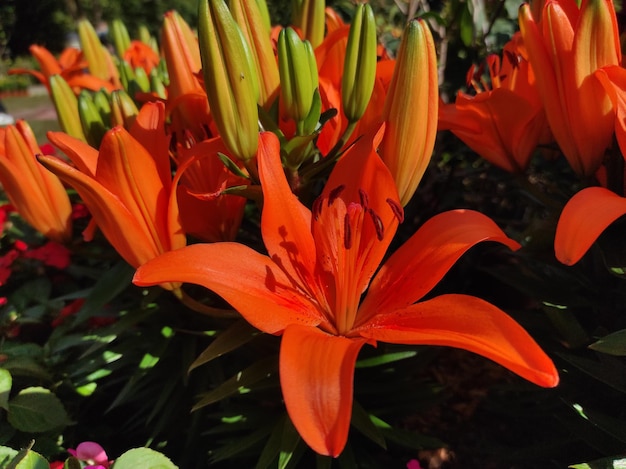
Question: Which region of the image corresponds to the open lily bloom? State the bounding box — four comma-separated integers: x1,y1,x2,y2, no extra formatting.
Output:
519,0,621,176
9,45,118,93
134,128,558,457
0,121,73,243
39,102,185,285
439,34,550,173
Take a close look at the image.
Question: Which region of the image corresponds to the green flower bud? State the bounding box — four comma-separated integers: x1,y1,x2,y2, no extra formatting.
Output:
93,88,112,124
150,69,168,100
342,3,377,123
77,18,110,81
78,90,108,148
198,0,260,161
110,89,139,129
111,18,131,58
292,0,325,48
49,74,87,142
278,27,318,126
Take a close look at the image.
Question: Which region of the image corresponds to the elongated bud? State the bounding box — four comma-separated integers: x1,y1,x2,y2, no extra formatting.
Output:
198,0,260,161
292,0,325,48
133,66,151,93
93,88,112,124
255,0,272,33
111,19,132,58
138,24,159,53
119,60,135,91
278,27,318,125
150,69,168,99
77,18,111,81
379,19,438,206
230,0,280,107
342,3,377,122
78,91,108,147
49,74,87,142
110,89,139,129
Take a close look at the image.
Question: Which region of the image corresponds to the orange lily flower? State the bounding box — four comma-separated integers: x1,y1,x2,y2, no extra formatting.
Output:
9,45,117,93
122,40,161,75
439,34,550,173
0,121,72,243
134,129,558,456
555,186,626,265
519,0,621,176
174,136,248,242
595,65,626,159
39,102,185,281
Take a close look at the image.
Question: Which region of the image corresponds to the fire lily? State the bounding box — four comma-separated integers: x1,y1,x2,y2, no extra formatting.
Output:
518,0,621,176
555,187,626,265
0,121,72,243
39,102,185,285
439,34,550,173
134,129,558,456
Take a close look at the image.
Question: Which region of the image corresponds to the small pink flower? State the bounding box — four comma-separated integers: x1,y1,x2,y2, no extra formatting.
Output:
68,441,110,468
407,460,423,469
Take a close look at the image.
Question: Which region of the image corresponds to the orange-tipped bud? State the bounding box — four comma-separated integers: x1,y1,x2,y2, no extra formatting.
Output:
230,0,280,107
198,0,260,161
379,19,438,206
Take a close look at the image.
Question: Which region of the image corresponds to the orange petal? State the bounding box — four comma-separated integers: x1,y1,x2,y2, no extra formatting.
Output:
47,131,99,177
280,324,367,457
133,243,324,334
359,209,520,324
357,294,559,388
555,187,626,265
38,154,158,267
258,132,318,288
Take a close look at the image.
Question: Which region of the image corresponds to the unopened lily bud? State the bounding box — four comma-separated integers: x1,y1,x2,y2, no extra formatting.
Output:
292,0,325,48
133,66,151,93
342,3,377,123
78,91,108,147
111,19,131,58
49,74,87,142
93,88,112,124
150,69,168,99
110,89,139,129
379,19,438,206
77,18,111,81
230,0,280,107
278,27,318,125
119,60,135,91
138,24,159,53
255,0,272,33
198,0,260,161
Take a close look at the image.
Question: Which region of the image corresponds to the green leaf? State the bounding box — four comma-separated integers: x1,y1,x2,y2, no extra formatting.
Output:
277,417,301,469
112,448,178,469
189,320,259,373
0,370,12,411
589,329,626,356
71,261,134,327
459,6,474,47
355,351,417,368
62,457,82,469
0,446,18,467
8,387,72,432
192,356,278,411
570,456,626,468
350,402,386,449
6,448,49,469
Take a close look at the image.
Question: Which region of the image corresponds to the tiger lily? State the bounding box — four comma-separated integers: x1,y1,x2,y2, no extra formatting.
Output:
518,0,621,176
439,34,550,173
39,102,185,286
134,128,558,456
555,187,626,265
0,121,73,243
122,40,161,75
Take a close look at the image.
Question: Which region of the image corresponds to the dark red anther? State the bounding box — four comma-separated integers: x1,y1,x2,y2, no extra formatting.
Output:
368,208,384,241
358,189,369,209
328,185,346,206
312,196,323,221
504,49,521,69
343,213,352,249
386,198,404,223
